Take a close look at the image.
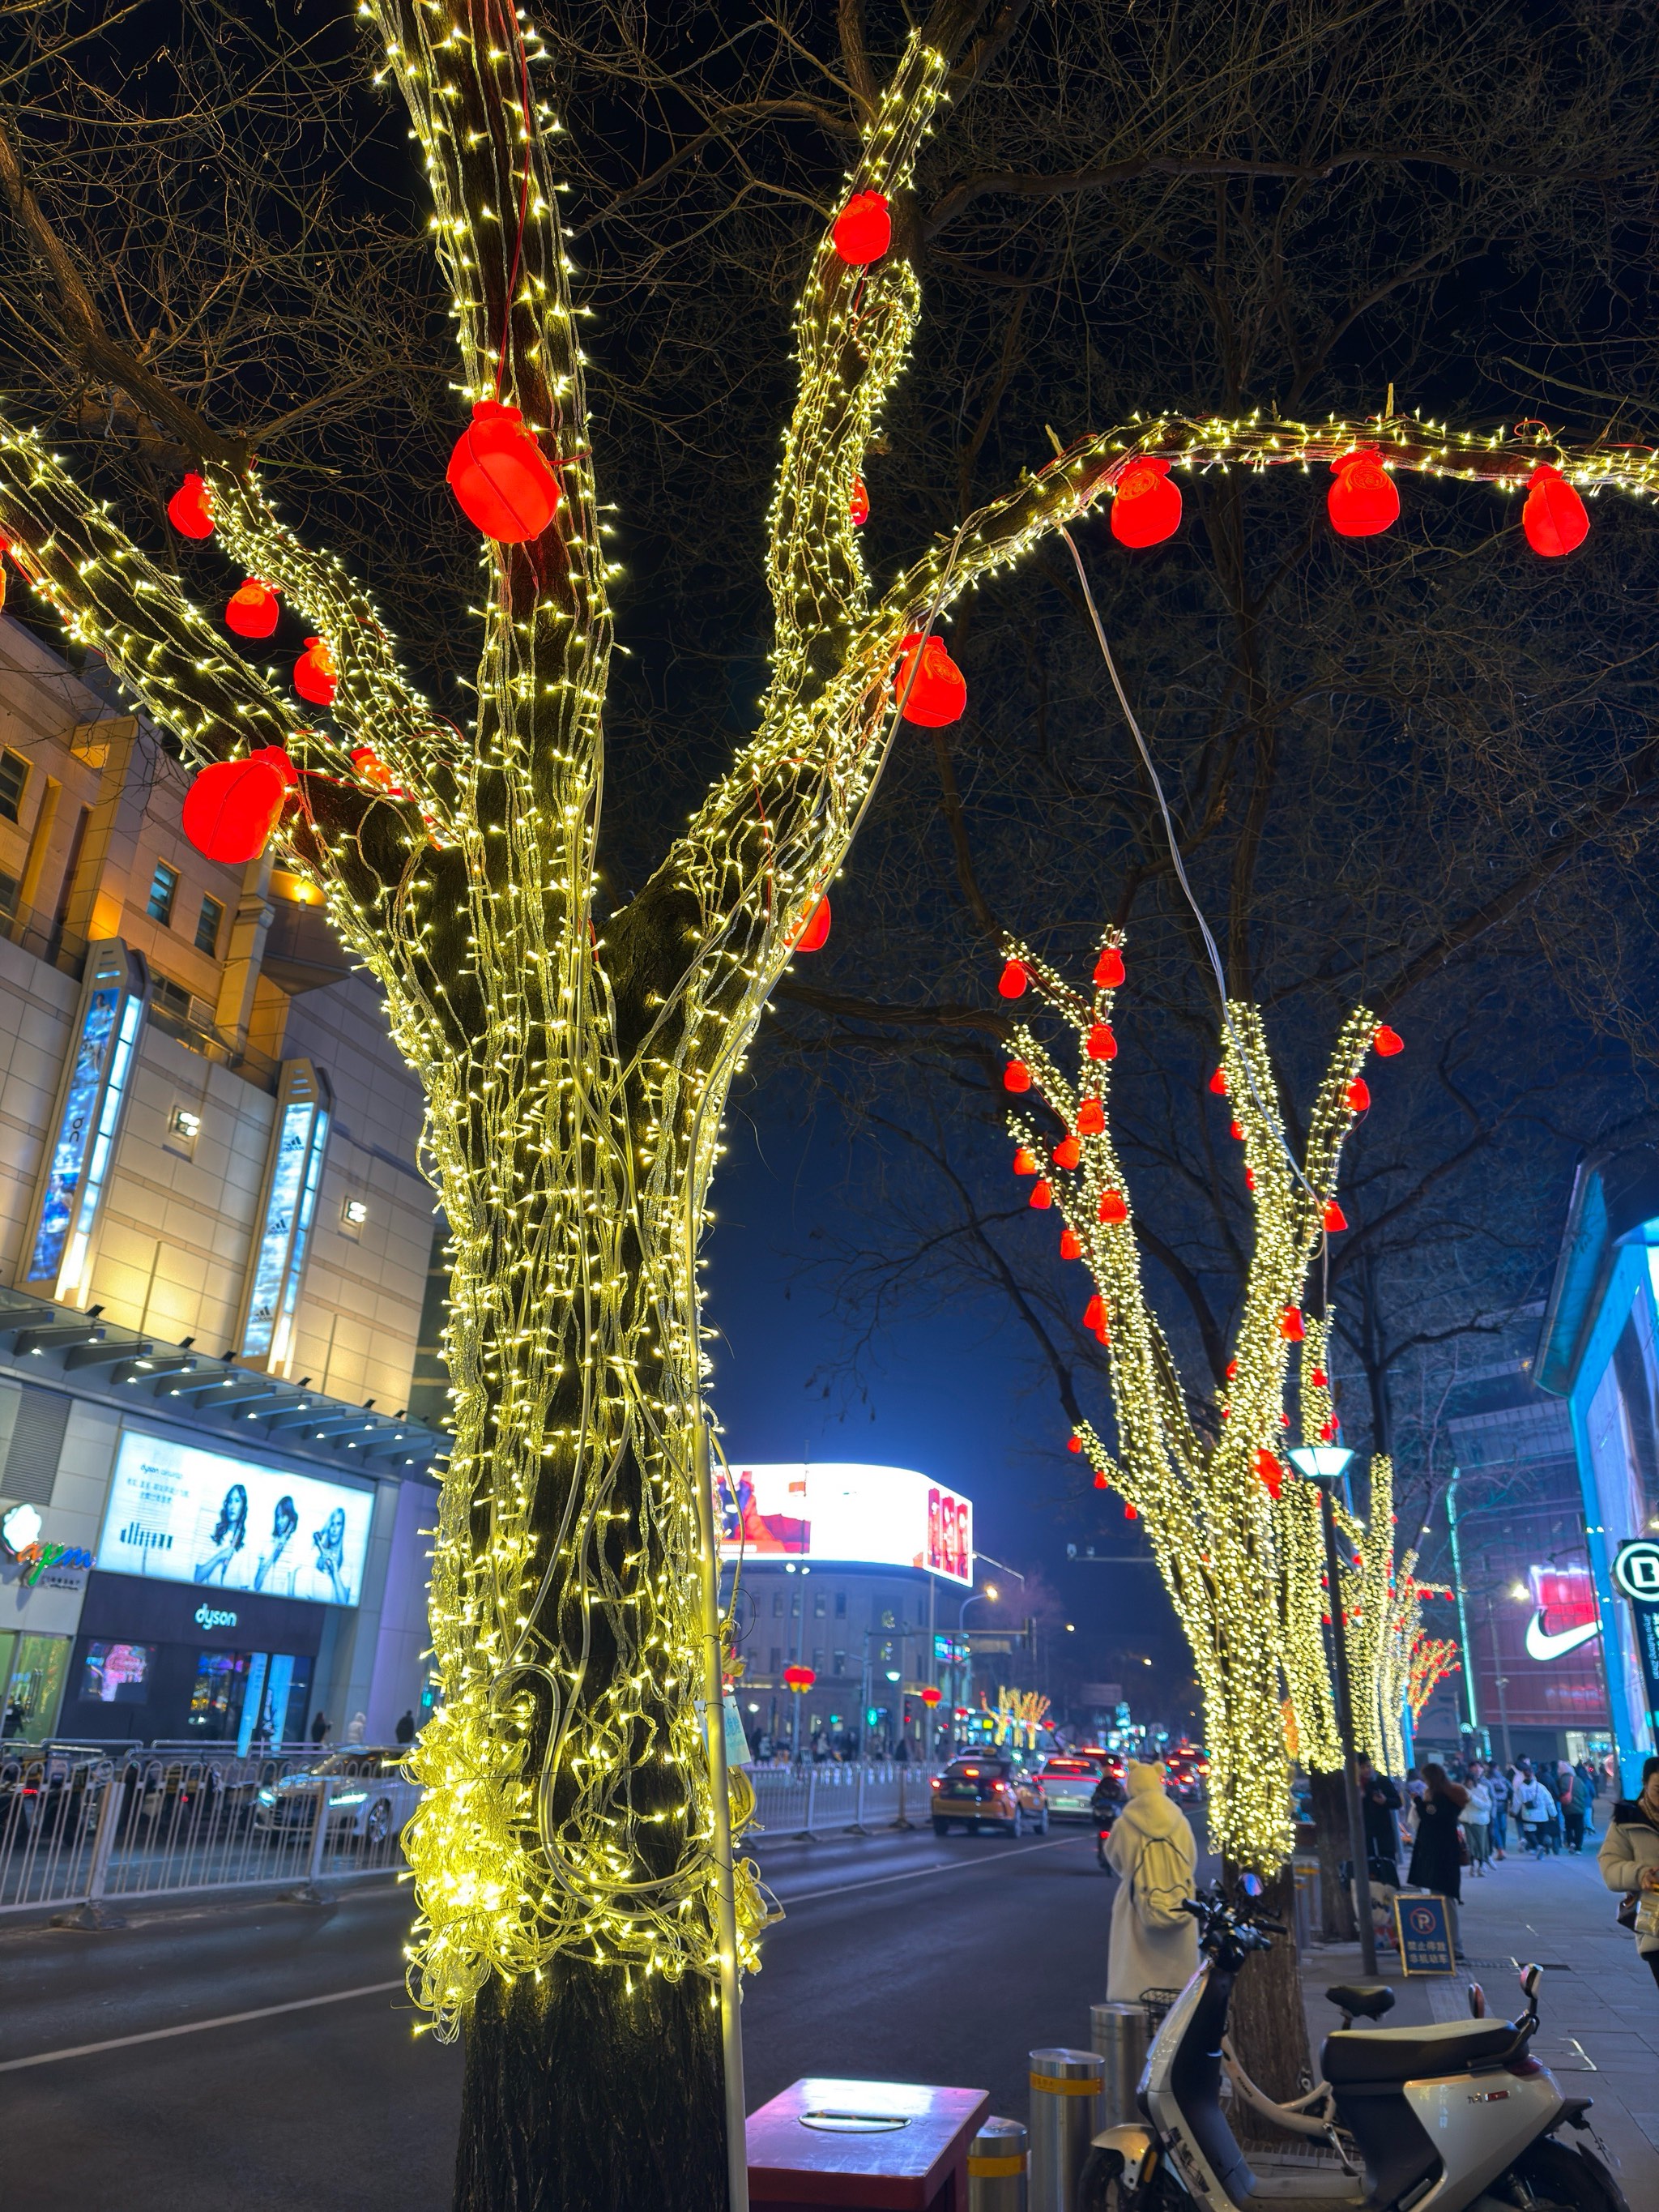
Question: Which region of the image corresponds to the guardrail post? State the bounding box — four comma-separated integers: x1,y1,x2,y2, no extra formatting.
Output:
797,1766,818,1839
53,1760,126,1930
850,1762,868,1834
288,1777,334,1902
891,1761,915,1830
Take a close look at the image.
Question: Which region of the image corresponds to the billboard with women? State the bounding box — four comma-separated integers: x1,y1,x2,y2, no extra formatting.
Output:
714,1462,973,1585
96,1429,373,1607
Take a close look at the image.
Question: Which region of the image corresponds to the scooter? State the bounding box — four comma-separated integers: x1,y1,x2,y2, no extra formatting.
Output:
1080,1879,1627,2211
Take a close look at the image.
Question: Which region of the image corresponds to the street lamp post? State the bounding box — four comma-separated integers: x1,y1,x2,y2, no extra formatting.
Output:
1290,1445,1376,1976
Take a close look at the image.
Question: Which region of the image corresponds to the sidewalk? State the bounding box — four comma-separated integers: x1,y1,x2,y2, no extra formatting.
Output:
1297,1843,1659,2201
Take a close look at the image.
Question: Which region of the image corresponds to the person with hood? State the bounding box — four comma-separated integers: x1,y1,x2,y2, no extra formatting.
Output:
1105,1759,1199,2002
1599,1754,1659,1996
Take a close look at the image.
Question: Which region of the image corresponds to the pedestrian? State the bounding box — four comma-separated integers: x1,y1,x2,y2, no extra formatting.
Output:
309,1710,330,1745
1461,1764,1492,1875
1408,1761,1469,1958
1556,1761,1589,1853
1598,1755,1659,1996
345,1710,367,1744
1355,1754,1403,1885
395,1710,416,1746
1105,1761,1199,2002
1513,1762,1548,1853
1486,1764,1510,1859
1537,1764,1563,1854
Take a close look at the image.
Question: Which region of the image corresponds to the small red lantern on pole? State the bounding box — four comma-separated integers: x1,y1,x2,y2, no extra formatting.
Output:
920,1685,941,1709
783,1664,816,1693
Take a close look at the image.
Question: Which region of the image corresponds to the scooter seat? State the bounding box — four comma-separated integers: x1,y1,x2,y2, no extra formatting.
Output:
1324,1984,1394,2021
1322,2015,1516,2086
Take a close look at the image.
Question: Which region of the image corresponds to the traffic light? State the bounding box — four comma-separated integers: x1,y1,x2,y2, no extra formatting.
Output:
865,1706,883,1728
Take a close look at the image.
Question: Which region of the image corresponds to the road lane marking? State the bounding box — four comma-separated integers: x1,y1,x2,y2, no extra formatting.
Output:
771,1831,1088,1907
0,1979,405,2072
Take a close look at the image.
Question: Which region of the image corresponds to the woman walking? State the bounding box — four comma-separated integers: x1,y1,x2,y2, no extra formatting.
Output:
1599,1755,1659,1995
1409,1761,1469,1958
1105,1760,1199,2002
1461,1764,1493,1876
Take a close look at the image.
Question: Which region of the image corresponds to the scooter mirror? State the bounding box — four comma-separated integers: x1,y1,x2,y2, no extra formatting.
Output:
1239,1872,1263,1899
1519,1963,1542,2002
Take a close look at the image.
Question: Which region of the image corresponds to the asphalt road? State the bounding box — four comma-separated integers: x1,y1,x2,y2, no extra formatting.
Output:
0,1820,1116,2211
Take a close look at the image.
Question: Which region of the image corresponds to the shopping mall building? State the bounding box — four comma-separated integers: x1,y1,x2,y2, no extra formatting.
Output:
0,613,446,1751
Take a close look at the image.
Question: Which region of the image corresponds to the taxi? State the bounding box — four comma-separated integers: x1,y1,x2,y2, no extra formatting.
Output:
1034,1753,1107,1820
929,1753,1048,1837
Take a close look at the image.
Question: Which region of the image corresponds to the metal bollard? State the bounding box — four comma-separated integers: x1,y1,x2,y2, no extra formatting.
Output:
1090,2002,1151,2129
1027,2048,1102,2212
52,1760,126,1930
968,2116,1027,2212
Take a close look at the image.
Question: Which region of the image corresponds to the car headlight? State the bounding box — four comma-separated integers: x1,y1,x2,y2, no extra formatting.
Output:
331,1790,368,1807
257,1788,276,1806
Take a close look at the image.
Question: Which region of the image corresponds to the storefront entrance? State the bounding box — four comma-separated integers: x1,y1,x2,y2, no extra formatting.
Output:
70,1574,327,1746
0,1629,71,1743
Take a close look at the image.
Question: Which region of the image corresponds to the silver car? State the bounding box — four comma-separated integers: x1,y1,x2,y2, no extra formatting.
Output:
254,1748,419,1846
1034,1753,1106,1820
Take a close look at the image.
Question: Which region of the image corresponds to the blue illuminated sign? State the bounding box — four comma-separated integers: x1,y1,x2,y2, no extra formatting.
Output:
237,1061,331,1370
24,943,148,1298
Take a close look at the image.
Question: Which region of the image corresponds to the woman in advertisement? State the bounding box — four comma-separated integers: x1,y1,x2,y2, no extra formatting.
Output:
311,1505,352,1604
254,1496,301,1595
193,1484,249,1585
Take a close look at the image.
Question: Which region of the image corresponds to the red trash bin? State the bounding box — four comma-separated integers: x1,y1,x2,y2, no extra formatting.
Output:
748,2077,992,2212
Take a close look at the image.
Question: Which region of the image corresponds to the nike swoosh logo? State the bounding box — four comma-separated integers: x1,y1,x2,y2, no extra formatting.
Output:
1524,1612,1601,1663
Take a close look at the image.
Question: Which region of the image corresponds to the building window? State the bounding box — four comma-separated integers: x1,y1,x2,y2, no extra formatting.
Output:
147,861,179,925
769,1646,783,1674
772,1592,784,1617
813,1590,826,1616
812,1648,825,1672
0,871,18,920
194,895,224,954
0,748,27,823
834,1591,847,1618
151,975,192,1019
834,1650,846,1675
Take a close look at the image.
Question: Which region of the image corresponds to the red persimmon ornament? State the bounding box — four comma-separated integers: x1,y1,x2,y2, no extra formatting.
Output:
446,400,561,543
1059,1228,1081,1261
1320,1418,1339,1442
850,476,870,527
1094,945,1125,988
224,579,279,639
894,631,967,727
167,472,214,539
1094,1470,1107,1489
1098,1189,1128,1224
1245,1168,1256,1191
1372,1024,1404,1057
1124,1502,1138,1520
1209,1066,1228,1095
1229,1119,1244,1142
1086,1022,1117,1061
351,746,408,799
998,959,1028,998
790,895,831,952
1068,1435,1082,1454
1323,1199,1348,1232
1013,1147,1038,1176
1030,1179,1054,1210
1328,447,1399,537
293,637,338,706
1255,1448,1286,1500
1281,1308,1304,1341
1083,1293,1107,1336
1522,464,1589,558
1004,1060,1032,1092
1076,1099,1105,1136
832,191,891,265
1226,1359,1239,1379
1053,1135,1081,1170
181,746,296,865
1111,455,1182,549
1311,1367,1328,1388
1346,1077,1371,1112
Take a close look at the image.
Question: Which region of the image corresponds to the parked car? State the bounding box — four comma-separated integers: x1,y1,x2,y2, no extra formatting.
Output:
929,1755,1048,1837
254,1749,419,1846
1034,1754,1106,1820
1164,1745,1208,1802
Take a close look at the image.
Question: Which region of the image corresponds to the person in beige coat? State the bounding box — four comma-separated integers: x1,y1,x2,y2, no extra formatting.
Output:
1105,1759,1199,2003
1598,1753,1659,1996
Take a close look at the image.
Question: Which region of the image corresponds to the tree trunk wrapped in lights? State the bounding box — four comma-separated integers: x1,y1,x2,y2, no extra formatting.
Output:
0,7,1223,2204
1407,1633,1465,1726
1328,1455,1453,1779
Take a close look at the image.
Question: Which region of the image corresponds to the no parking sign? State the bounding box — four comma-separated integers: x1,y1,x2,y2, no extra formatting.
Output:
1394,1893,1456,1975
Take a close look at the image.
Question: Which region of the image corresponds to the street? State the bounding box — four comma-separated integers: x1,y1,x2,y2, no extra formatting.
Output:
0,1823,1115,2211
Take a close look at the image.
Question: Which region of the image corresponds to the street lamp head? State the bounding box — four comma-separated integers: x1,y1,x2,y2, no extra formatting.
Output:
1510,1582,1529,1602
1288,1444,1354,1484
984,1584,999,1601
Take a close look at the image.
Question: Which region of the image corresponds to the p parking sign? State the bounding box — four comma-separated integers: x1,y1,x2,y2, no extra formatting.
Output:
1394,1893,1456,1975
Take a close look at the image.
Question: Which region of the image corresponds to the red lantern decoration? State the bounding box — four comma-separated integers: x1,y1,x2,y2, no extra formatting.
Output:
1094,1470,1107,1489
1281,1308,1304,1341
1346,1077,1371,1112
1059,1228,1081,1260
293,637,338,706
920,1685,941,1708
1004,1060,1031,1093
1320,1418,1339,1442
181,746,296,865
783,1663,816,1692
167,472,214,539
1124,1502,1138,1520
1111,456,1182,549
1229,1119,1243,1142
894,631,967,727
832,191,891,266
1327,448,1399,537
1522,464,1589,558
1372,1024,1404,1057
1311,1367,1328,1388
1255,1449,1286,1501
998,959,1028,998
350,745,411,799
1086,1022,1117,1062
1083,1293,1107,1337
1226,1359,1238,1380
1098,1189,1128,1224
1323,1199,1348,1232
850,476,870,527
1013,1147,1038,1176
1076,1099,1104,1136
790,895,831,952
1030,1179,1054,1210
1244,1168,1256,1191
446,400,561,544
1052,1135,1081,1170
1209,1066,1228,1095
1094,945,1125,988
1068,1435,1082,1454
224,579,279,639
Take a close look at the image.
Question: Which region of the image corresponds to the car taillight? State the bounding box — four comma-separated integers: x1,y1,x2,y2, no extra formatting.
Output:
930,1778,942,1791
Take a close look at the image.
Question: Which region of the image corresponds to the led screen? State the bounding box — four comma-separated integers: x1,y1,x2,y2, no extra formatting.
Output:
98,1431,374,1607
79,1642,155,1704
717,1463,973,1585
